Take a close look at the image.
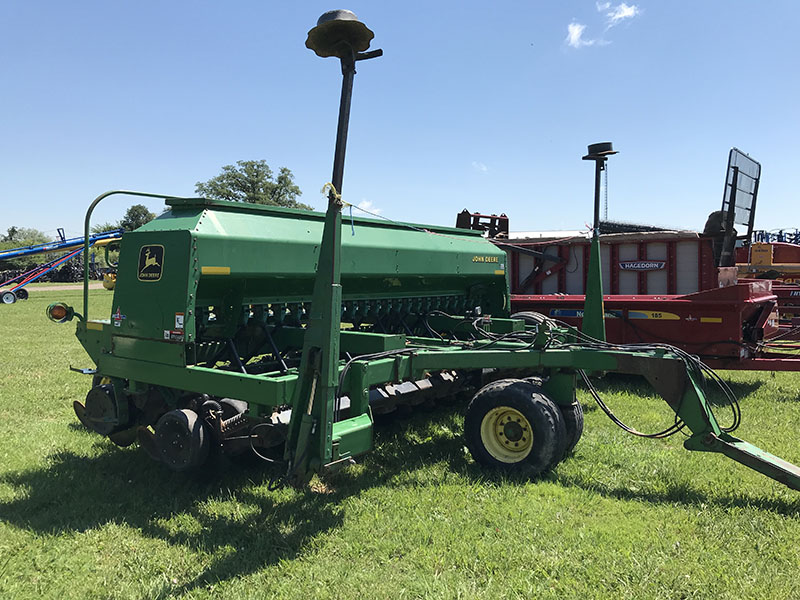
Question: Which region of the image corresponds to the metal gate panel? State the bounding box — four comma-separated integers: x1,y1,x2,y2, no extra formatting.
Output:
676,241,700,294
618,244,638,294
646,242,668,294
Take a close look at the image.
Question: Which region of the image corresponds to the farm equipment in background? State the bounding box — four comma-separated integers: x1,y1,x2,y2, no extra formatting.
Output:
47,10,800,492
459,148,800,369
738,239,800,283
102,272,117,290
0,229,122,304
734,234,800,336
715,148,760,269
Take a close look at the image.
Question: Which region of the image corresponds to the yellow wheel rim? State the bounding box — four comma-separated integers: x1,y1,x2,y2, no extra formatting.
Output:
479,406,533,463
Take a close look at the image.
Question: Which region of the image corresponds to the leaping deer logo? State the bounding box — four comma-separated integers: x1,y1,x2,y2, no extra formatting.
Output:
142,248,161,270
138,245,164,281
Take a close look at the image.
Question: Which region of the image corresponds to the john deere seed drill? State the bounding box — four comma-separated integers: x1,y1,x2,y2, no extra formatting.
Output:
48,10,800,491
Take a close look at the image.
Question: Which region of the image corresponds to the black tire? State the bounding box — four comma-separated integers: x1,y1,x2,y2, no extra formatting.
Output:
558,401,584,457
464,379,566,476
1,291,16,304
154,409,209,471
522,380,573,462
15,288,28,300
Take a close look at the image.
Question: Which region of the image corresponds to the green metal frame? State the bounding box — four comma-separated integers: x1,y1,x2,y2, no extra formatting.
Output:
81,190,200,319
55,185,800,492
72,306,800,490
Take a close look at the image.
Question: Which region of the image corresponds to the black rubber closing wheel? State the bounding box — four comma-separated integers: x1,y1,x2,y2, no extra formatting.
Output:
154,409,209,471
14,288,28,300
1,291,17,304
465,379,566,476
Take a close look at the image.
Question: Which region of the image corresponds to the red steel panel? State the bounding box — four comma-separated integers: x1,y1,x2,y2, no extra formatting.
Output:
667,241,677,295
511,281,779,361
699,238,717,290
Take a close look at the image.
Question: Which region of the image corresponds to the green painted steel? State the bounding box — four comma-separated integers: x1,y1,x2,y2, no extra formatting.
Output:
582,234,606,341
55,191,800,492
104,198,508,346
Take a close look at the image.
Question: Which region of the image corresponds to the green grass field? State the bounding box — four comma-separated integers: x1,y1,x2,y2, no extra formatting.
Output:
2,286,800,599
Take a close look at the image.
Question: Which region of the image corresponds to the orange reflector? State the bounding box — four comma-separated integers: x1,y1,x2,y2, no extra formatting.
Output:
50,305,67,320
46,302,74,323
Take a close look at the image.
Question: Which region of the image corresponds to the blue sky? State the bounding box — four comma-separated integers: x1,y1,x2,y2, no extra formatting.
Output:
1,1,797,240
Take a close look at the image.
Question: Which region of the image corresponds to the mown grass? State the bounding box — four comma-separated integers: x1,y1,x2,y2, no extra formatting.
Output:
1,285,800,599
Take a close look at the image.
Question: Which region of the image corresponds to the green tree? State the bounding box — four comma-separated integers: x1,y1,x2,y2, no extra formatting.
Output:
195,160,310,210
0,226,51,270
4,226,20,242
2,226,48,244
91,221,121,234
119,204,156,232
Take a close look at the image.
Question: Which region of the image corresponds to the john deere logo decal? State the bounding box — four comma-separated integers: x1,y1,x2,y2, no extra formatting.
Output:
138,245,164,281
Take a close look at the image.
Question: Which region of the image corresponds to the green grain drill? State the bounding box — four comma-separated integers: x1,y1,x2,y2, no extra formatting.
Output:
48,9,800,491
47,191,800,491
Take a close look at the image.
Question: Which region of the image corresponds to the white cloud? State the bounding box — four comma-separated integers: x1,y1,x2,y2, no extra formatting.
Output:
566,3,639,49
566,22,596,48
471,161,489,173
605,3,639,28
357,199,381,215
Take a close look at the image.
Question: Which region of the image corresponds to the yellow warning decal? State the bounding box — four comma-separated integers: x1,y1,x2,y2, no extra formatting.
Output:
494,270,506,275
700,317,723,323
201,266,231,275
86,321,104,330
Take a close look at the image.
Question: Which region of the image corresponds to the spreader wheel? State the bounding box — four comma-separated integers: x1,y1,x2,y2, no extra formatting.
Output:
14,288,28,300
1,291,17,304
465,378,566,475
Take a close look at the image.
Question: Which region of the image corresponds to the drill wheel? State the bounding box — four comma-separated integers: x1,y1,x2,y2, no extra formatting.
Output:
464,378,566,476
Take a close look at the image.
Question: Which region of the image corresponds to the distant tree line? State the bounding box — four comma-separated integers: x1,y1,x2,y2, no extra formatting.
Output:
0,227,50,271
1,204,156,272
1,159,304,272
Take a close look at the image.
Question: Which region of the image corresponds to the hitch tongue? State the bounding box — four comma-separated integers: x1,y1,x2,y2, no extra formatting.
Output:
687,433,800,491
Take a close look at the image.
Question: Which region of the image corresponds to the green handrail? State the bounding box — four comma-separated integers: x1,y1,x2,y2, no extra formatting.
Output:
82,190,198,319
